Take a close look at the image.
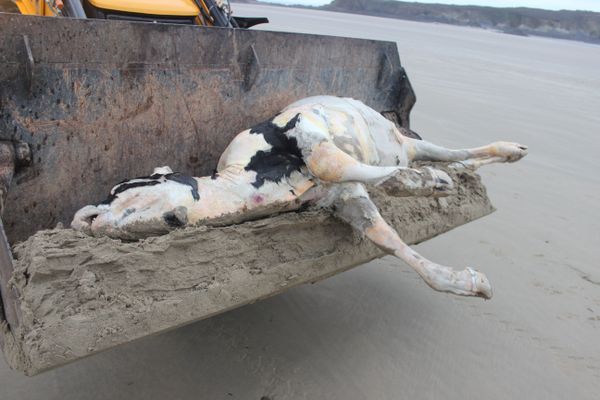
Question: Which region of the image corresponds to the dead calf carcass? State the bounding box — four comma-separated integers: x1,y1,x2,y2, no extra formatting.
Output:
1,14,502,375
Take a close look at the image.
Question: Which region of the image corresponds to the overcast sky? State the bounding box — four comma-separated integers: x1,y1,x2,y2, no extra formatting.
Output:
259,0,600,12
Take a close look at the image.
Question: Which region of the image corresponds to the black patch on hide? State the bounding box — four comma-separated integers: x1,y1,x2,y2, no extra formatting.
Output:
100,180,161,205
246,113,304,188
164,173,200,201
100,172,200,204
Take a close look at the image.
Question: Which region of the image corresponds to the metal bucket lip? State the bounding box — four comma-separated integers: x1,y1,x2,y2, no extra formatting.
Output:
0,11,400,47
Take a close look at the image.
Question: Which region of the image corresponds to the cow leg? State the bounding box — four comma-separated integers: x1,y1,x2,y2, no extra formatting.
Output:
448,156,507,170
305,139,455,197
378,166,455,198
409,138,528,169
324,183,492,298
305,140,405,184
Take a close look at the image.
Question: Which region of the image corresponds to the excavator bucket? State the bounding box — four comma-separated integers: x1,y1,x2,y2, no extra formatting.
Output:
0,13,494,375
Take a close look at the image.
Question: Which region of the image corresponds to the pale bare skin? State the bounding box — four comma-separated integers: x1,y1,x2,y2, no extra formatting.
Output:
72,96,528,299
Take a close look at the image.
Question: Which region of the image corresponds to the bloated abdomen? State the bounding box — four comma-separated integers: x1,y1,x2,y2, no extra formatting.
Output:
285,96,410,168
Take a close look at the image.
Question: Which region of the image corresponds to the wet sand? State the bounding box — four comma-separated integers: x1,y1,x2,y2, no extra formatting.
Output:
2,4,600,399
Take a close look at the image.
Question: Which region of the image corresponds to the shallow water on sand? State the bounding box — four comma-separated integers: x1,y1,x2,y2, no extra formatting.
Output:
2,5,599,400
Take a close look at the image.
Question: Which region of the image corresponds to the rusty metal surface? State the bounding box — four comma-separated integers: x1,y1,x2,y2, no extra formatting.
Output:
0,12,416,244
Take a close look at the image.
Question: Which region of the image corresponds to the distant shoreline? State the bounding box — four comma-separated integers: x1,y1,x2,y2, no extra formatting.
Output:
235,0,600,45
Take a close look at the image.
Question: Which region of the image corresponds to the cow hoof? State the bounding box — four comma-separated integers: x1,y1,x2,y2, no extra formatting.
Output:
494,141,528,163
466,267,493,299
423,167,454,197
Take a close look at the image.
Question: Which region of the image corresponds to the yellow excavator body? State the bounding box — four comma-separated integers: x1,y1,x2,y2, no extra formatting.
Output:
87,0,199,16
13,0,56,16
9,0,269,28
11,0,229,25
15,0,200,16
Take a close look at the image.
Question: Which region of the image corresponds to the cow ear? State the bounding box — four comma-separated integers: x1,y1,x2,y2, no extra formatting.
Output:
153,166,173,175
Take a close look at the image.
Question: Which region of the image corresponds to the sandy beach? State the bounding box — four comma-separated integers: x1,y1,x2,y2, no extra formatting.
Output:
2,4,600,399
